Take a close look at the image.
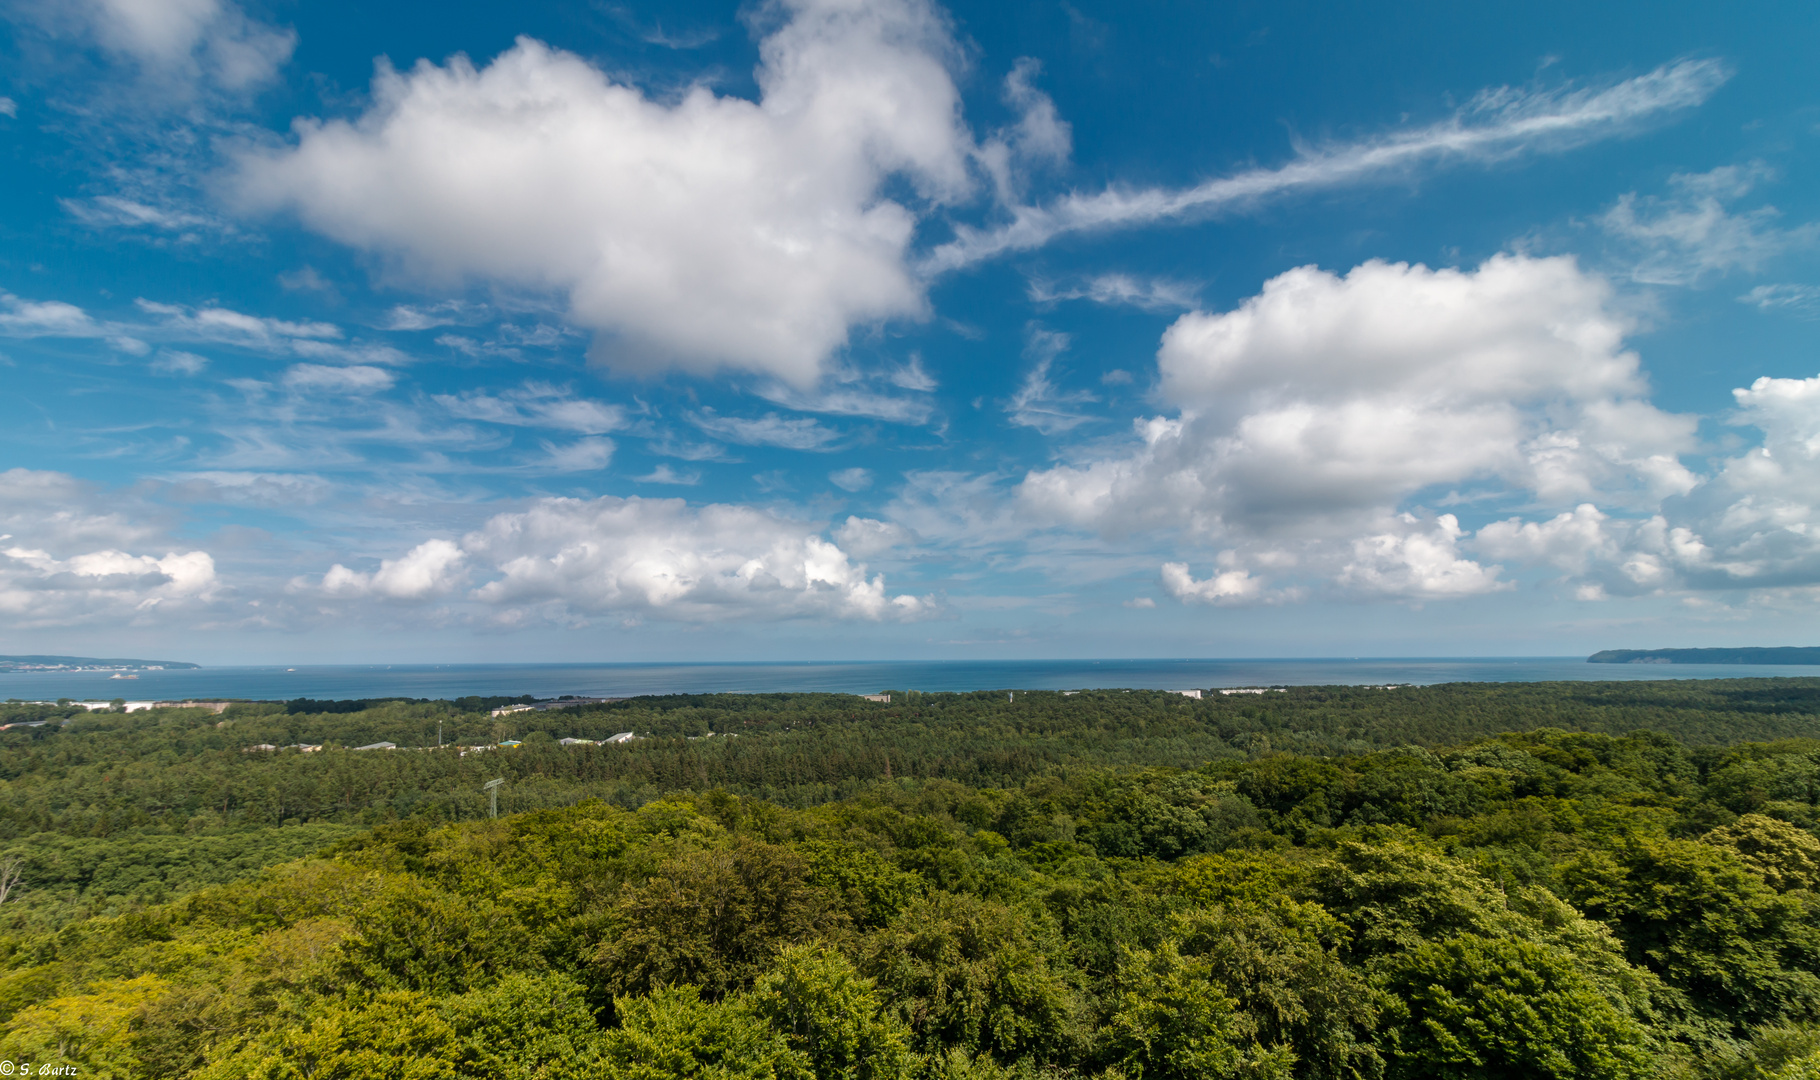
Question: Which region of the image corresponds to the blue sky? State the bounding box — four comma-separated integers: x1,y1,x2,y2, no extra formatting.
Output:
2,0,1819,664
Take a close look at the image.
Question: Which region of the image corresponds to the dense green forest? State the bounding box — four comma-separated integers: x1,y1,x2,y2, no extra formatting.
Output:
7,680,1820,1077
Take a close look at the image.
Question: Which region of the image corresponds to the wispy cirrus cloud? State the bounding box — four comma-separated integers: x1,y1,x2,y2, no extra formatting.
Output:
1007,327,1096,435
688,410,844,451
924,58,1731,273
1028,273,1201,312
1601,164,1819,285
1742,284,1820,318
433,383,627,435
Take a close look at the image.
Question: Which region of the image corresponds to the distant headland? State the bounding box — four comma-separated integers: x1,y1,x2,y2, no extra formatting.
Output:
1588,647,1820,665
0,655,200,673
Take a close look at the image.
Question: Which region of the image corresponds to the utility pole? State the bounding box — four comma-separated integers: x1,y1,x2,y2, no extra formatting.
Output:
484,777,503,819
437,719,442,748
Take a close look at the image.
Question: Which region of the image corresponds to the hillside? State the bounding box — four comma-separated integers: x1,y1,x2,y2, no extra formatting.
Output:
0,654,200,672
1590,648,1820,665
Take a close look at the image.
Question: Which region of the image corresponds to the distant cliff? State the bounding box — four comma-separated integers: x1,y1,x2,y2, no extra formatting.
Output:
0,655,200,672
1589,647,1820,665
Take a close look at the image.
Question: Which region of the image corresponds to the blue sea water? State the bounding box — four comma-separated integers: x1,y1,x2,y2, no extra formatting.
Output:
5,657,1820,702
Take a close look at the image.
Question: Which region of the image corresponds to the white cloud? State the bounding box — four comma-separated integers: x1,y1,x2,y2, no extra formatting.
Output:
689,410,842,451
1742,284,1820,318
167,471,332,506
830,467,873,491
434,384,626,434
137,298,339,345
1161,561,1263,604
1007,327,1096,434
753,382,936,425
1338,514,1508,598
0,98,15,118
0,292,104,337
833,515,911,557
46,0,295,91
538,437,615,472
927,59,1729,272
385,301,488,331
282,363,395,394
1476,503,1617,575
0,545,219,627
0,470,220,626
318,538,465,600
150,349,208,375
635,465,702,485
453,496,935,622
278,266,336,294
60,195,214,232
232,0,976,386
0,468,167,551
1452,367,1820,599
1601,165,1818,285
975,57,1070,202
1028,273,1201,311
1013,254,1695,600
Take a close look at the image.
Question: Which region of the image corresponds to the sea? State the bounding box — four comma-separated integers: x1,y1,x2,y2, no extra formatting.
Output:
6,657,1820,703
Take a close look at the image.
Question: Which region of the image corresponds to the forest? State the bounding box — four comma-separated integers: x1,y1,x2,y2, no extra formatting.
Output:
6,680,1820,1077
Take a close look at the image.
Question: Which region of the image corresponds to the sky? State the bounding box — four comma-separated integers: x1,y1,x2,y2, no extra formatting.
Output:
1,0,1819,664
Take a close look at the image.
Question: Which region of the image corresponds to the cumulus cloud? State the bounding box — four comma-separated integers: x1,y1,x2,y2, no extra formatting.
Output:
1339,514,1508,598
1012,254,1696,601
1161,561,1262,605
1471,370,1820,599
0,469,221,627
232,0,977,386
451,496,935,622
0,545,218,626
318,539,466,600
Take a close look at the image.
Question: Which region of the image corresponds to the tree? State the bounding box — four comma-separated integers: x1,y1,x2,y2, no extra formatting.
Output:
749,945,911,1080
0,855,22,905
1377,935,1653,1080
601,985,806,1080
596,838,846,999
1100,941,1293,1080
860,891,1084,1063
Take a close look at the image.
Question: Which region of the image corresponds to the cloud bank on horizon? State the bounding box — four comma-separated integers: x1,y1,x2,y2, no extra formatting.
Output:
1,0,1817,660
